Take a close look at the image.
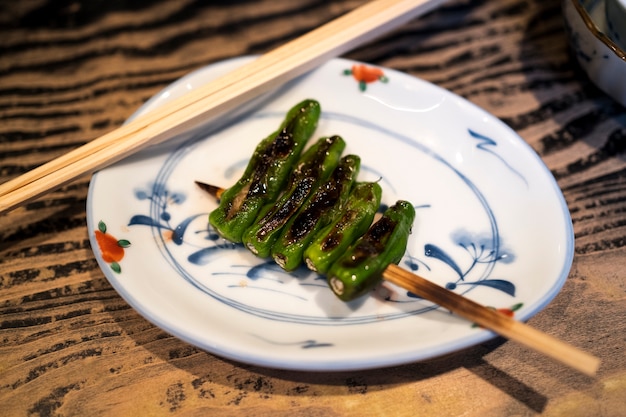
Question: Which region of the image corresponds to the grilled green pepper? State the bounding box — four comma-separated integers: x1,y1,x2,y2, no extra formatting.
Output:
208,99,320,242
327,200,415,301
303,181,382,274
242,135,346,257
272,154,360,271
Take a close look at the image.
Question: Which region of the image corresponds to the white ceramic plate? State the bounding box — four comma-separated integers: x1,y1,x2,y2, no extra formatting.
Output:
87,57,574,371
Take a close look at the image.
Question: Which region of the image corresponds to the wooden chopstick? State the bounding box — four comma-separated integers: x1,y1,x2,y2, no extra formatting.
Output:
0,0,446,214
194,181,600,376
383,264,601,376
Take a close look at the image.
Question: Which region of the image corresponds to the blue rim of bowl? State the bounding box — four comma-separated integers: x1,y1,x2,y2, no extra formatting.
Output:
571,0,626,60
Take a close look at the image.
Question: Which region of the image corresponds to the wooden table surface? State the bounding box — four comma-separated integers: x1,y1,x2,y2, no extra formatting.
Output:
1,0,625,416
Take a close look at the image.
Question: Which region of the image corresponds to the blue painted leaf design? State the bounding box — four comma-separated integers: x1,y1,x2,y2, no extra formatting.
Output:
424,243,464,279
468,128,497,149
135,190,149,200
302,340,333,348
403,258,420,272
468,129,527,186
188,246,224,265
128,214,160,227
470,279,516,296
247,260,282,280
172,214,206,245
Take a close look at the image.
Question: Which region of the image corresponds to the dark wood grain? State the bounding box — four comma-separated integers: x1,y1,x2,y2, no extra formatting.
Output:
1,0,625,416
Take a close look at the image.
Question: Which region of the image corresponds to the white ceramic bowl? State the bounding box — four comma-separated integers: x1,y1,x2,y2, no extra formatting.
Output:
606,0,626,49
563,0,626,106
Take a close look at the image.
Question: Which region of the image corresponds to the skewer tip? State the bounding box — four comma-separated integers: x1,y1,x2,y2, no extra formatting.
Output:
195,180,224,200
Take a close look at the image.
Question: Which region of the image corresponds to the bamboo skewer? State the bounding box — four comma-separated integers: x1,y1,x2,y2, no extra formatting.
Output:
382,264,601,377
193,181,600,376
0,0,447,215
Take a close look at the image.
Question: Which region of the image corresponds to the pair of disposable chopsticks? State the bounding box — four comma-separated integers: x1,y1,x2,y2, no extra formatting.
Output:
0,0,446,215
194,182,600,376
2,0,600,376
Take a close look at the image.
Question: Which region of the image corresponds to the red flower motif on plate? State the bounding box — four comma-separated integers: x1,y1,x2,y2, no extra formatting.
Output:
94,220,131,273
343,64,388,91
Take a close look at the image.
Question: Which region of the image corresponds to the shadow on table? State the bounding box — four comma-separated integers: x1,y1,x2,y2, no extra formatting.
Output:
240,337,548,414
122,318,550,414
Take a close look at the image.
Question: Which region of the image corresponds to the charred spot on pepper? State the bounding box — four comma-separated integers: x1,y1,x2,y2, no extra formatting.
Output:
255,177,316,239
320,233,342,252
320,209,359,252
341,217,398,266
293,136,340,179
286,171,345,243
246,129,295,199
271,125,296,158
286,197,317,241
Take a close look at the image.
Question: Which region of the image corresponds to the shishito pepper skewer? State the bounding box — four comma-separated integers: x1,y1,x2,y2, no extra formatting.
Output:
208,99,321,242
303,181,382,275
197,182,600,376
326,200,415,301
242,135,346,258
271,154,361,271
